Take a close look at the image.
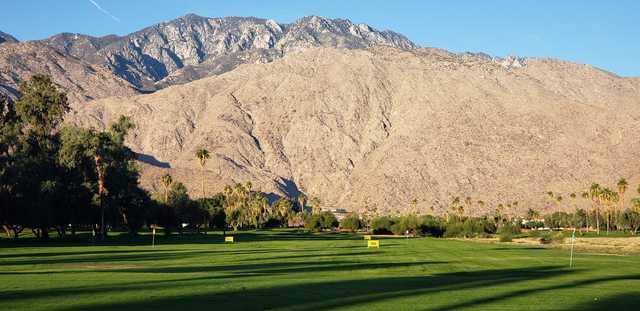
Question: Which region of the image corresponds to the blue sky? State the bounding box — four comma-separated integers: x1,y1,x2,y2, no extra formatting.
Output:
1,0,639,76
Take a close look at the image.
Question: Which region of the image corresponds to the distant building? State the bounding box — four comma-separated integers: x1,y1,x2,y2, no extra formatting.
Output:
326,208,349,220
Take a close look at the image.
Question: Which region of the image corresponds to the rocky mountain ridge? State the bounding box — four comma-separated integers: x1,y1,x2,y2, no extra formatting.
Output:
40,14,417,90
0,31,18,44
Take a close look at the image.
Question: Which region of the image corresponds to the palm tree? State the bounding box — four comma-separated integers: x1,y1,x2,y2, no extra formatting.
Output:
297,194,307,214
160,174,173,204
617,178,628,229
451,197,462,221
410,198,418,215
195,148,210,198
526,208,540,220
465,197,473,215
159,173,174,235
476,200,486,215
223,185,233,209
589,183,602,235
311,197,321,214
581,191,590,231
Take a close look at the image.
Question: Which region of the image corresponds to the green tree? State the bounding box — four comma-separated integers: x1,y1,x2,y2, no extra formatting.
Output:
340,213,362,232
12,75,70,239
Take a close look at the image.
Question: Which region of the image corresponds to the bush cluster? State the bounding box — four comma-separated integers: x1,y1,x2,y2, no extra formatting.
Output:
304,212,339,231
339,213,363,232
443,218,496,238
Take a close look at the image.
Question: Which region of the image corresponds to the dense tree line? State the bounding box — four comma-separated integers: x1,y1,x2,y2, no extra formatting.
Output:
0,75,151,239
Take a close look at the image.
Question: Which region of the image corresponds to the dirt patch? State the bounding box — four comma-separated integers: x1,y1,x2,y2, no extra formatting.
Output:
454,236,640,255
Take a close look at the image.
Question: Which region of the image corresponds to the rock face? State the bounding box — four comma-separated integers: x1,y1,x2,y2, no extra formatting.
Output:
41,14,417,90
69,47,640,216
0,41,139,104
0,31,18,44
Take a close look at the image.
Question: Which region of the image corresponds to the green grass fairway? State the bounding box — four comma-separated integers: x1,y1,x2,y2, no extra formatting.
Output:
1,230,639,310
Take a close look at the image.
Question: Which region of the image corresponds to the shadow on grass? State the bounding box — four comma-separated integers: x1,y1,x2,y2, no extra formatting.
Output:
576,293,640,310
0,260,443,300
0,247,324,267
0,230,358,248
4,265,620,311
57,267,640,311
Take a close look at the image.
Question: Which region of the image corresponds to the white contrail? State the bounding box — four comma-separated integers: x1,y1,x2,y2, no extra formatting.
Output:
88,0,121,23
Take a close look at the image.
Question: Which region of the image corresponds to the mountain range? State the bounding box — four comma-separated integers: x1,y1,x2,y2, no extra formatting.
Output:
3,14,640,215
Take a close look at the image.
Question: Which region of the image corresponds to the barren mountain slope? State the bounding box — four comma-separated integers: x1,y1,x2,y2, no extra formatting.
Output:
69,47,640,216
0,41,139,104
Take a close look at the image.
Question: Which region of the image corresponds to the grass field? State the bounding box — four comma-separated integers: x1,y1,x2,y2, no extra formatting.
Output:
1,230,639,310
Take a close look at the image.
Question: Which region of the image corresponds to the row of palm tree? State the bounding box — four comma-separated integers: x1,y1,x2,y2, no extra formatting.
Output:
191,146,638,235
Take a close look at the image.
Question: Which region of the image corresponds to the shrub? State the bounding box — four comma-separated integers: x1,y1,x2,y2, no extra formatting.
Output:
539,231,564,244
340,213,362,232
497,222,521,236
444,222,464,238
444,217,496,238
390,215,421,235
522,220,544,230
304,212,339,232
304,214,323,231
420,215,445,237
320,212,339,229
499,232,513,242
371,217,393,234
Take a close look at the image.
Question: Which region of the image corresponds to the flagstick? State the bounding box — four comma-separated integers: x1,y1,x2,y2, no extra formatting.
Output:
152,228,156,248
569,228,576,268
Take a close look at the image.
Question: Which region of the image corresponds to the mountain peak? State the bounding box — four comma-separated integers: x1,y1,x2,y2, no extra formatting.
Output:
35,14,417,90
0,31,18,44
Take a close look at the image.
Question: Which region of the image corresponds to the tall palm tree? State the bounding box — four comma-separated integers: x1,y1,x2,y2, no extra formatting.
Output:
451,197,462,221
223,185,233,209
195,148,210,198
160,174,173,204
581,191,590,230
311,197,321,214
297,194,307,214
410,198,418,215
617,178,628,229
602,188,619,234
464,197,473,216
589,183,602,234
159,173,174,235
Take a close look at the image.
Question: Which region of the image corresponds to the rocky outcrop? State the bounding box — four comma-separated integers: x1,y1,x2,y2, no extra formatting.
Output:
69,47,640,216
0,31,18,44
41,14,417,90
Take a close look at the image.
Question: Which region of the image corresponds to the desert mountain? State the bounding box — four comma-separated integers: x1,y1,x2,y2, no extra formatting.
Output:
40,14,417,90
68,47,640,216
0,40,139,103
